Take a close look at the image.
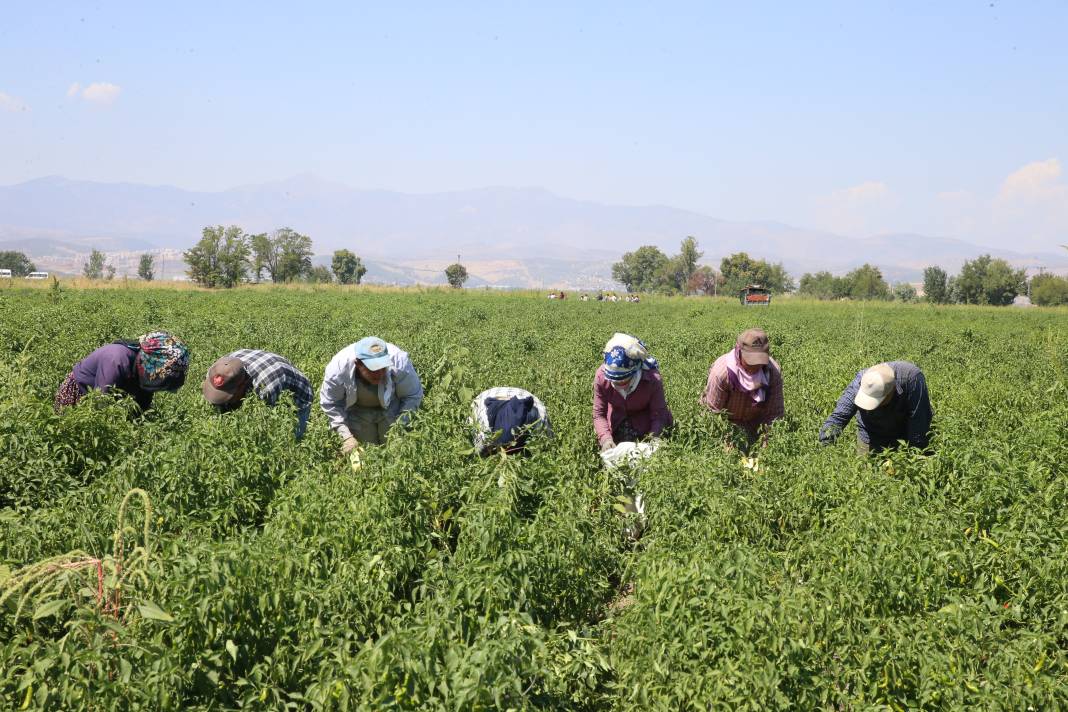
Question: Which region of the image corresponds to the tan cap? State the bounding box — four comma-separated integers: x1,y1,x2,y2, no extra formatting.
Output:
738,328,770,366
202,357,248,405
855,363,895,410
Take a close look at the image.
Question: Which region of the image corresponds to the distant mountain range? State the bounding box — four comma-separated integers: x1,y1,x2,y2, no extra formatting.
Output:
1,175,1065,287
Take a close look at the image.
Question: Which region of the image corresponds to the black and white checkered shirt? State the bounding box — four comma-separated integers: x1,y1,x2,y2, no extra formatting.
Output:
228,349,313,438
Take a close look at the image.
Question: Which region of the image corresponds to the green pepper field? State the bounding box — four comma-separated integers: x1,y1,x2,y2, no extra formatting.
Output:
1,286,1066,710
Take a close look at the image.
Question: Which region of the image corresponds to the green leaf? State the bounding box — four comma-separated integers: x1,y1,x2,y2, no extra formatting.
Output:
226,639,238,662
137,602,174,622
32,599,69,620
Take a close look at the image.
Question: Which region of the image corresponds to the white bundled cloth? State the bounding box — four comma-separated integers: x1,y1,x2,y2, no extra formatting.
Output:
600,439,660,540
598,439,660,470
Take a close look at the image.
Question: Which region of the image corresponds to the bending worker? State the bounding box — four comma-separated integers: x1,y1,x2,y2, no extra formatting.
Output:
593,332,673,451
55,331,189,412
819,361,933,454
471,386,552,456
202,349,314,439
320,336,423,455
700,328,784,449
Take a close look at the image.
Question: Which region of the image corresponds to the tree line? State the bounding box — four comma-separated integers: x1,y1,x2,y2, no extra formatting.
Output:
182,225,367,288
4,236,1067,305
611,237,793,295
798,254,1068,306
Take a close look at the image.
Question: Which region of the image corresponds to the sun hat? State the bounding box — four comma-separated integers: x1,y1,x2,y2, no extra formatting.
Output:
353,336,391,371
202,356,247,405
855,363,896,410
738,328,770,366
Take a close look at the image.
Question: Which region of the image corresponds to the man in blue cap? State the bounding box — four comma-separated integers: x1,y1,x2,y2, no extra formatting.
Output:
320,337,424,464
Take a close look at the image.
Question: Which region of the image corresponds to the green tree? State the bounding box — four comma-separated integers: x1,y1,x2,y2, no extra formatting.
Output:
305,265,334,284
719,252,793,296
444,262,469,288
0,251,36,277
82,249,108,280
677,236,702,285
686,265,722,296
138,253,155,281
251,228,314,282
798,271,840,300
249,233,272,282
331,249,367,285
893,282,918,302
1030,273,1068,306
843,264,891,300
955,254,1026,306
613,246,670,292
274,228,314,282
184,225,251,288
923,266,950,304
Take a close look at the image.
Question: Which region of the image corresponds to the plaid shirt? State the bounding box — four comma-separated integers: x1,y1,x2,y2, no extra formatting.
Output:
470,386,551,454
700,353,785,436
228,349,313,439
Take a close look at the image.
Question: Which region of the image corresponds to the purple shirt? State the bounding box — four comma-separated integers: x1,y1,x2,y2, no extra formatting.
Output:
592,366,674,445
71,343,153,411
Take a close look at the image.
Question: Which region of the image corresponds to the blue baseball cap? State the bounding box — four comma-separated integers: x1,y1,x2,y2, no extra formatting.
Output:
353,336,391,371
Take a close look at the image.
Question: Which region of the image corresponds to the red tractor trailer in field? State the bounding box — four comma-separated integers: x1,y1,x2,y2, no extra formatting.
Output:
740,284,771,306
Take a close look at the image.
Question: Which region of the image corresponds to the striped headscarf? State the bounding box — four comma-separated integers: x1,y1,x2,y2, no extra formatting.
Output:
135,331,190,391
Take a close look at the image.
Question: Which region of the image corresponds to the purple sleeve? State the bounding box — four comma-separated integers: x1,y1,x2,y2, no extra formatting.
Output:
647,372,673,435
592,369,613,445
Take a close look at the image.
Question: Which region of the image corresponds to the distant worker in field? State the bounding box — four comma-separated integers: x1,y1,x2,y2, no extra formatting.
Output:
700,328,784,449
54,331,190,412
202,350,314,440
320,337,423,461
819,361,933,454
593,333,674,451
470,386,552,456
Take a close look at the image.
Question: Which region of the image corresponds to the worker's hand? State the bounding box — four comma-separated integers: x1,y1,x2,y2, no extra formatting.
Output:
600,438,616,452
349,446,365,472
341,436,359,455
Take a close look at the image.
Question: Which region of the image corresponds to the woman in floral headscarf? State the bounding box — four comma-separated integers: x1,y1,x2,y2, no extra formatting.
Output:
700,328,784,449
592,333,673,451
54,331,190,412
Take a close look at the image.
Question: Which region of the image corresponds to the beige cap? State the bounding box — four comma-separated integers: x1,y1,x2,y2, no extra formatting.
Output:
855,363,895,410
738,328,770,366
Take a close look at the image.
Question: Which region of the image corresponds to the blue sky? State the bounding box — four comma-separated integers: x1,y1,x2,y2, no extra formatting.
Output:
1,1,1066,249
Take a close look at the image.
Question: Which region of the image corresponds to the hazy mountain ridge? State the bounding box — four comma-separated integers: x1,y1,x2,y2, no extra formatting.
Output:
2,176,1065,287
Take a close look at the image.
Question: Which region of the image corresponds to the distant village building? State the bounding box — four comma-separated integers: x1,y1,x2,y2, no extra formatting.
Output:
1012,295,1034,308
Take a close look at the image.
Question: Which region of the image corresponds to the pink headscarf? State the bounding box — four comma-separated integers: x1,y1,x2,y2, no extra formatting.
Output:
726,342,768,404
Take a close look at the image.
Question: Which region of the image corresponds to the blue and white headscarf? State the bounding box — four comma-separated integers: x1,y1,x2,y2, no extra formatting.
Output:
602,333,659,387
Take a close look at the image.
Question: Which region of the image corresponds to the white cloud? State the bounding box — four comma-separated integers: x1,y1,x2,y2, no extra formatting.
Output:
996,159,1068,205
67,81,122,105
990,159,1068,250
814,180,897,235
0,91,29,112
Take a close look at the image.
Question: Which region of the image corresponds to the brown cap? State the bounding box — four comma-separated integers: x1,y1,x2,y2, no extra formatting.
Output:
738,328,770,366
202,357,248,405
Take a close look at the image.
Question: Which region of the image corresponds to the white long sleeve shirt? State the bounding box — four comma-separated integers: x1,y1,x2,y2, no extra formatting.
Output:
319,341,424,440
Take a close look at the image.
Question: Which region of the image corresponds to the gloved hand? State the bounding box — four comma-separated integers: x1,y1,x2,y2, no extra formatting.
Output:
600,438,616,452
341,437,359,454
349,446,364,472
